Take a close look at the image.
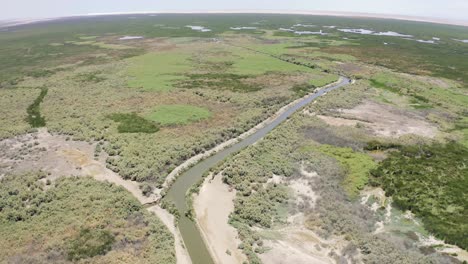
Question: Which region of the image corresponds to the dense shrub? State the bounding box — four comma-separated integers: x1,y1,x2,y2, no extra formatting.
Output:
67,228,115,260
0,172,176,263
108,113,159,133
372,142,468,250
26,87,48,128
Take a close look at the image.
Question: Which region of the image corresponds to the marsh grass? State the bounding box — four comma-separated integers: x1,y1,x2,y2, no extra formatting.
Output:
109,113,159,133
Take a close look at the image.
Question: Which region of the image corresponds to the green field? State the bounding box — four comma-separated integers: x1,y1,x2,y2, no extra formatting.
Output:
318,144,377,198
231,48,314,75
146,104,212,125
127,51,192,91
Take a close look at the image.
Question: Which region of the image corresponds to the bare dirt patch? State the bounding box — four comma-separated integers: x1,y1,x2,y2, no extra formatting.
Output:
336,62,373,76
194,173,246,264
317,100,438,138
0,128,156,203
259,166,349,264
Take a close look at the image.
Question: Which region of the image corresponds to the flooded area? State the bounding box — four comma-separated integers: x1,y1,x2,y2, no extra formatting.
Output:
119,35,144,40
230,26,257,30
186,25,212,32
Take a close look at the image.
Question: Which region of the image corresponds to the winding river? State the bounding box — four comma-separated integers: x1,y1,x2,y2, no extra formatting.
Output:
166,77,351,264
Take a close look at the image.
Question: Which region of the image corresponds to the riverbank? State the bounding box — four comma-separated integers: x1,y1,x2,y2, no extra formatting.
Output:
193,173,246,264
165,77,350,264
158,77,344,197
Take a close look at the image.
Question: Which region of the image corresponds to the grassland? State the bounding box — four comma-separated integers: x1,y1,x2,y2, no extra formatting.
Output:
230,48,314,75
308,74,339,87
127,51,192,91
317,145,376,198
146,104,212,125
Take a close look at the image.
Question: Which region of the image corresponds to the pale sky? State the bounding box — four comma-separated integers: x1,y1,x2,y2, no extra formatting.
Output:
1,0,467,21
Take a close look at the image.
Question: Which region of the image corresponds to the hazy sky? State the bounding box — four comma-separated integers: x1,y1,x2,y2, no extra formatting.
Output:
1,0,467,21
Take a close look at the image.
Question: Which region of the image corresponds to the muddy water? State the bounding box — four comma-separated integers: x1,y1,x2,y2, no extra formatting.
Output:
166,77,351,264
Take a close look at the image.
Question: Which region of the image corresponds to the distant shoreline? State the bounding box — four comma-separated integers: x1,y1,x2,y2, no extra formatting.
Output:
1,10,468,28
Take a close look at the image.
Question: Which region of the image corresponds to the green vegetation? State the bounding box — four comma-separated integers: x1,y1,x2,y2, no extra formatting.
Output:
179,73,260,92
452,117,468,147
318,145,377,198
146,104,212,125
26,87,48,127
109,113,159,133
370,78,400,94
74,71,106,83
0,172,175,263
371,142,468,250
67,40,132,50
79,35,98,40
0,88,39,138
67,228,115,260
231,48,313,75
291,83,315,96
127,51,192,91
308,74,339,87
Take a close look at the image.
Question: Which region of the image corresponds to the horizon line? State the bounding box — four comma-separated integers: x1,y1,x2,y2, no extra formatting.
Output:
2,10,468,28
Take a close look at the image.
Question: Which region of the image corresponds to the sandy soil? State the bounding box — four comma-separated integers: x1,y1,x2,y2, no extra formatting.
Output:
259,227,335,264
317,100,438,138
193,173,246,264
259,165,349,264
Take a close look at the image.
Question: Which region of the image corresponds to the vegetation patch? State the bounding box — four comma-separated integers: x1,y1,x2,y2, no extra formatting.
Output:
109,113,159,133
74,72,106,83
318,144,376,198
231,48,313,75
370,78,401,94
452,117,468,147
146,105,212,125
309,74,339,87
127,52,192,91
67,228,115,260
67,40,132,50
371,142,468,250
291,83,315,96
0,172,175,263
178,73,261,92
26,87,48,128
